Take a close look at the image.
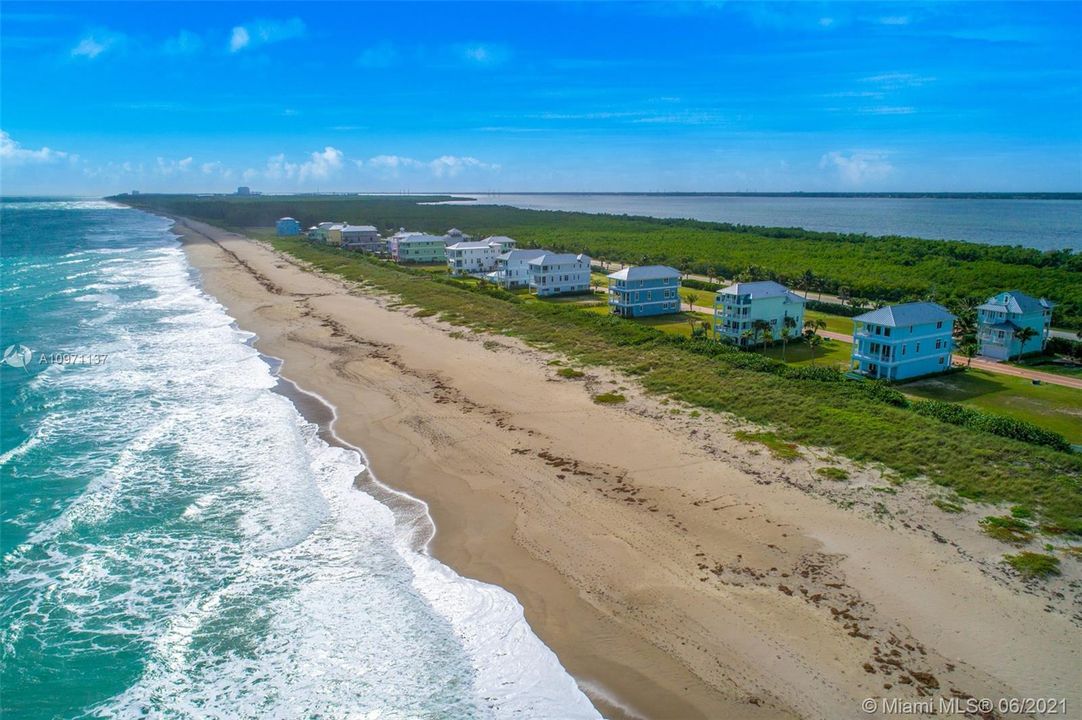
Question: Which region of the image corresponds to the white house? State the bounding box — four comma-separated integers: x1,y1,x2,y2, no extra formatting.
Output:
446,240,501,276
714,281,806,345
488,249,547,288
528,252,592,297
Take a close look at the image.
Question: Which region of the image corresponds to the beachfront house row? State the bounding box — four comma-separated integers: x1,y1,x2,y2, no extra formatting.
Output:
276,217,301,236
976,290,1055,360
488,249,547,288
445,237,519,277
391,233,447,264
607,265,682,317
340,225,384,253
528,252,592,297
850,302,955,381
713,281,805,345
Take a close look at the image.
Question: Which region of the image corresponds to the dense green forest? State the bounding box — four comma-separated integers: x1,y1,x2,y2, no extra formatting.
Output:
113,194,1082,327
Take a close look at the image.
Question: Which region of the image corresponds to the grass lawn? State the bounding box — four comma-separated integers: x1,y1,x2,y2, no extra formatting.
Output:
679,286,717,309
805,309,855,336
1006,355,1082,379
903,369,1082,444
580,306,710,337
761,337,853,368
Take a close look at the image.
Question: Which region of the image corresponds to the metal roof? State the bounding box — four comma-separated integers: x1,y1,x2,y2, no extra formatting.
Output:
528,252,590,265
606,265,680,281
977,290,1054,315
853,302,955,327
717,280,803,302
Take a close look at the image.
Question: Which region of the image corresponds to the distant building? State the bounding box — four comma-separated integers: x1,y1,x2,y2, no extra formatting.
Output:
713,280,805,345
392,233,447,263
488,249,547,289
976,290,1054,360
341,225,383,253
306,225,328,242
325,222,347,246
529,252,592,297
236,186,251,196
607,265,681,317
446,236,519,277
442,228,473,244
130,190,140,196
276,217,301,236
851,302,955,381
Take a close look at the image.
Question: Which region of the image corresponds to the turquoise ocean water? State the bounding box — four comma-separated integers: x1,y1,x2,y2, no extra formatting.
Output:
0,200,600,719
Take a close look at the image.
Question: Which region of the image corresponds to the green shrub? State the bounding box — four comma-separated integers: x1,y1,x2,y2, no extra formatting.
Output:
785,365,844,382
557,367,585,379
912,400,1070,452
734,431,801,461
816,466,850,480
1003,551,1061,578
980,515,1034,544
680,277,721,292
593,392,627,404
933,498,965,513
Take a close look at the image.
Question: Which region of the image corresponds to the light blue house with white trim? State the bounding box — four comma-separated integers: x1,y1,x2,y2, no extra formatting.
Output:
606,265,681,317
851,302,955,381
276,217,301,236
976,290,1054,360
714,281,805,345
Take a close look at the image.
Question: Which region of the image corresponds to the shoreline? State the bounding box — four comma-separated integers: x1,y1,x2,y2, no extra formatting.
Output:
171,214,1080,719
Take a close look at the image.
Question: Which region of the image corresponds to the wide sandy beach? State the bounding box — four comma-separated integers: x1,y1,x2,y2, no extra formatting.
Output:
175,217,1080,720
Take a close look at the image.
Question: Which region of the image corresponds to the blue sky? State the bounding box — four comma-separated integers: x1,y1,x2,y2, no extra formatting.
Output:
2,1,1079,194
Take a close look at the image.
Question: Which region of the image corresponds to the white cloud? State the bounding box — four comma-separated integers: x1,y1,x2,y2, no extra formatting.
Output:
455,43,509,66
154,156,195,176
0,130,71,165
368,154,424,172
819,151,894,186
200,160,233,179
356,41,398,68
70,30,124,59
229,27,250,52
229,18,305,53
258,147,344,183
163,29,203,55
299,146,343,181
428,155,497,177
862,72,934,88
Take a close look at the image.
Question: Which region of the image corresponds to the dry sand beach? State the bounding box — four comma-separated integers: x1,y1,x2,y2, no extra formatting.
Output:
175,217,1080,720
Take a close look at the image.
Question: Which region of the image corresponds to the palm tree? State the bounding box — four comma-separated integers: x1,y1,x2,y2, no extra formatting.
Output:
779,325,793,362
740,329,754,347
803,317,827,339
807,334,823,365
682,291,697,313
751,319,772,348
1013,326,1038,362
798,269,816,299
960,342,978,368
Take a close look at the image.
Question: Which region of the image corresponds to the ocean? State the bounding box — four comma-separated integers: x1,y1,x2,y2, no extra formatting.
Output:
0,199,600,719
445,194,1082,252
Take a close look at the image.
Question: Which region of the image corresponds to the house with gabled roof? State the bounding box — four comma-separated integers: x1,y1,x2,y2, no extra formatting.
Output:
976,290,1054,360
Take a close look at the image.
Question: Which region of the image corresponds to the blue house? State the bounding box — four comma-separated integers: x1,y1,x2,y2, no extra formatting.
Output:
851,302,955,381
976,290,1054,361
276,217,301,236
607,265,681,317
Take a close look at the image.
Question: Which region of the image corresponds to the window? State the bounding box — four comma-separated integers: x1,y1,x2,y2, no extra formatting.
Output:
875,326,882,335
935,339,942,349
936,321,943,329
939,357,945,365
915,342,921,352
901,344,907,356
884,327,891,337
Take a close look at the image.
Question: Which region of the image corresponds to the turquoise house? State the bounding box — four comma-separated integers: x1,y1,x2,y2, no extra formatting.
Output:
976,290,1054,360
851,302,955,381
607,266,681,317
276,217,301,236
714,281,805,346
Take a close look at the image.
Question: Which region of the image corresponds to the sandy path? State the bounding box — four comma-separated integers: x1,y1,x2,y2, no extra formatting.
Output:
176,217,1080,720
